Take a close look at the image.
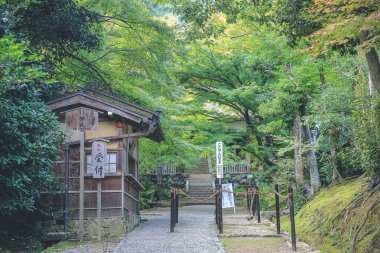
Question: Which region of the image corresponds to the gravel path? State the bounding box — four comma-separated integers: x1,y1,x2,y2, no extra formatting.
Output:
112,205,224,253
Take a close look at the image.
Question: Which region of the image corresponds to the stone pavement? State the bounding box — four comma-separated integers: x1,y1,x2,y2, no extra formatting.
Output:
112,205,224,253
221,208,320,253
112,206,319,253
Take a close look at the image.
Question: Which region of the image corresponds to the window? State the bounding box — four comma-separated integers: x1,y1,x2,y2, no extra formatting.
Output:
86,153,117,174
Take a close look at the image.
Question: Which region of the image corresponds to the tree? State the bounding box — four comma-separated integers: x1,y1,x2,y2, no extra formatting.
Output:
0,37,66,221
177,28,282,166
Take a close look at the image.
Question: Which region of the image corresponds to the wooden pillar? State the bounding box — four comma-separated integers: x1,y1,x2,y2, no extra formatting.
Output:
275,184,281,234
64,144,70,233
97,180,102,241
79,129,85,240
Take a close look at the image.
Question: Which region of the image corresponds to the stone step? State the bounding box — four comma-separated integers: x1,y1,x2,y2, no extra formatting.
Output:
188,193,213,197
189,183,213,188
189,185,213,190
180,195,215,205
191,170,209,174
189,174,213,179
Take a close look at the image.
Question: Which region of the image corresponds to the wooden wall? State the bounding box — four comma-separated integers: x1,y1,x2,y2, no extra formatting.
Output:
46,117,144,221
50,145,124,219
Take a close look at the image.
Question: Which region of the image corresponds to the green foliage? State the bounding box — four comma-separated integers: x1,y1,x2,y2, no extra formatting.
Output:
281,178,380,252
351,83,380,177
0,37,66,228
6,0,102,59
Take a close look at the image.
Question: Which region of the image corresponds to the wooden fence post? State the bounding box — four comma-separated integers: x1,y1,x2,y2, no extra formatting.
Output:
175,183,179,224
289,186,296,251
247,184,251,213
275,184,281,234
252,183,256,216
215,184,219,225
256,185,261,223
218,184,223,234
170,185,175,232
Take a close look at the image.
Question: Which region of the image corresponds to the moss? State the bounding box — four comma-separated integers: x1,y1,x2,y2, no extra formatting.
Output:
42,240,86,253
279,178,380,253
220,237,289,252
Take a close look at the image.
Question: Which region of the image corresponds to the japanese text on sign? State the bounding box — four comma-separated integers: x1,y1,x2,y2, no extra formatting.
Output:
92,140,107,179
222,183,235,208
216,141,223,179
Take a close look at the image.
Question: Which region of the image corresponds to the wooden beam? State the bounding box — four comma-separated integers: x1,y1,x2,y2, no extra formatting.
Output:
48,94,148,123
123,191,140,203
65,131,149,146
125,174,145,190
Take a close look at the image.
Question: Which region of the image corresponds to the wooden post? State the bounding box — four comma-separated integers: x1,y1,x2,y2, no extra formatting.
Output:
64,144,69,233
217,184,223,234
215,184,219,225
275,184,281,234
97,180,102,241
175,183,179,224
170,184,175,232
252,183,256,216
79,129,85,240
289,186,296,251
247,185,251,213
256,185,261,223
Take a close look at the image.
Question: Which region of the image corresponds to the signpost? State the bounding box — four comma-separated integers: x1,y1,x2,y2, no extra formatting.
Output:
91,139,109,241
216,142,223,180
215,141,223,234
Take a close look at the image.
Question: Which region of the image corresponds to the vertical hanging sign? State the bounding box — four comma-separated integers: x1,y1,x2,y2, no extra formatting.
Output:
216,141,223,179
92,139,108,179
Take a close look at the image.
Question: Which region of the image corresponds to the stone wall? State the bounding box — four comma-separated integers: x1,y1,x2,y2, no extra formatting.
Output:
37,212,140,240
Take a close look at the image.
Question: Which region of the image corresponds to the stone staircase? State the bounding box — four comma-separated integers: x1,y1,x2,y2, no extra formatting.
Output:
181,158,214,205
191,158,210,174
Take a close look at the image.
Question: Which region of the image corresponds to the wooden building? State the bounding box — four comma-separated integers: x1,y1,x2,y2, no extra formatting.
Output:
44,89,164,238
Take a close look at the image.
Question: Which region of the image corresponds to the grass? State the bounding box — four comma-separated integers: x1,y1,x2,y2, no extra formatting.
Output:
42,240,87,253
220,236,291,252
279,178,380,253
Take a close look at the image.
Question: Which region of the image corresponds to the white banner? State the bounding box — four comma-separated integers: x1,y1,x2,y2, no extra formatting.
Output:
222,183,235,208
216,141,223,179
92,140,107,179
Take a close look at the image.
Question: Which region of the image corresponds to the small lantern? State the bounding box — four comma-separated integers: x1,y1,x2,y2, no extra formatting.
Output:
116,121,124,128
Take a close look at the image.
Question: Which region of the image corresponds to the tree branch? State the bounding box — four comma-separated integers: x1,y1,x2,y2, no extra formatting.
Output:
285,63,313,100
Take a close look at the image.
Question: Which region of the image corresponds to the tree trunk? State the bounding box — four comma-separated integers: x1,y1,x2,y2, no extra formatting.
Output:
330,146,340,181
245,134,251,173
243,108,262,146
294,115,304,185
360,29,380,93
305,125,320,195
329,130,342,182
368,73,377,97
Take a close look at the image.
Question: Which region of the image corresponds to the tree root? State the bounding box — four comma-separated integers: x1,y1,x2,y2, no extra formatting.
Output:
352,199,380,252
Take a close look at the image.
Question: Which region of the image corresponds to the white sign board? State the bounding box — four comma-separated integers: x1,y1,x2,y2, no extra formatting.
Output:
92,140,108,178
216,141,223,179
222,183,235,209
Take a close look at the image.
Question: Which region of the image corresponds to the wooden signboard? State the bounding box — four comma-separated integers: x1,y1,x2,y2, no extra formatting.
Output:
65,108,98,130
92,140,108,179
216,141,223,179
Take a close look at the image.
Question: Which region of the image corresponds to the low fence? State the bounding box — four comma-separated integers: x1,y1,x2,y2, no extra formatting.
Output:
169,184,297,251
223,164,248,174
146,163,249,175
146,164,184,175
